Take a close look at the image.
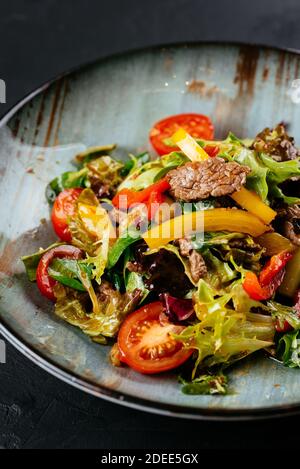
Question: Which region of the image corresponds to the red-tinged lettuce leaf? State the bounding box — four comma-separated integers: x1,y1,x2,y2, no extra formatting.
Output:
160,293,195,323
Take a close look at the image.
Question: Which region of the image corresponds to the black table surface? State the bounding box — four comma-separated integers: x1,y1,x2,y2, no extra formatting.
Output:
1,0,300,450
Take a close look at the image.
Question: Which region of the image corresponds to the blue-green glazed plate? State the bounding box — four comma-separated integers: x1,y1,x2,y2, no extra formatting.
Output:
1,43,300,420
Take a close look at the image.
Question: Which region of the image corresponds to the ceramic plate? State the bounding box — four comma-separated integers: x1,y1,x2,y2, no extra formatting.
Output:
1,43,300,420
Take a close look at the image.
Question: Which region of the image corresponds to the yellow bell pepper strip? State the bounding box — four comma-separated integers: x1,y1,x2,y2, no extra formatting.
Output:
230,188,276,225
142,208,270,250
172,128,210,161
172,128,277,225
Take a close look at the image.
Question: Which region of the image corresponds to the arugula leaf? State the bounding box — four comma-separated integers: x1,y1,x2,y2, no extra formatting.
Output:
179,373,228,395
107,232,140,270
21,242,63,281
277,330,300,368
118,151,187,191
120,152,150,177
48,258,93,292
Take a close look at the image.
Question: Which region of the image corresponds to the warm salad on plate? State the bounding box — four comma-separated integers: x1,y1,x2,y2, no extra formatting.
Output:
22,114,300,395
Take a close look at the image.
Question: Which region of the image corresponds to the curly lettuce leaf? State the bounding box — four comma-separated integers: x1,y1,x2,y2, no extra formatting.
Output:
53,281,141,341
266,300,300,331
174,279,274,376
202,250,237,289
69,188,112,283
86,155,124,194
46,149,122,203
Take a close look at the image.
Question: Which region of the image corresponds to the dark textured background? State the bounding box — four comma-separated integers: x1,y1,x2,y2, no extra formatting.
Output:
1,0,300,449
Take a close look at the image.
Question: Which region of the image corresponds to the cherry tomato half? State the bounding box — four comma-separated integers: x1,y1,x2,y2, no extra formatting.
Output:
117,302,193,374
149,113,214,156
51,188,83,242
36,245,83,301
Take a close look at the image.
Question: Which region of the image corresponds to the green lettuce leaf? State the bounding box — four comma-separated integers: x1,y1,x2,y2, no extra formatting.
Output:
45,168,89,203
69,188,111,284
259,153,300,204
21,242,63,281
179,373,228,395
74,144,117,165
233,148,269,201
46,147,122,203
174,279,274,376
53,281,141,341
266,301,300,331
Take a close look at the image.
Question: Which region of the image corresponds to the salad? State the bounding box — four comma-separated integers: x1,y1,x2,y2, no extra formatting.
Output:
22,113,300,395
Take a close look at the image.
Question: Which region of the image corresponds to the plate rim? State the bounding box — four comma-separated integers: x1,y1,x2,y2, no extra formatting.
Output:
1,40,300,421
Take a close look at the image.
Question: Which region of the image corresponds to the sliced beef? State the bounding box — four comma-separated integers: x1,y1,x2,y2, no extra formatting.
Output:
252,123,300,162
178,238,207,283
189,250,207,283
97,280,142,311
166,158,250,201
277,204,300,246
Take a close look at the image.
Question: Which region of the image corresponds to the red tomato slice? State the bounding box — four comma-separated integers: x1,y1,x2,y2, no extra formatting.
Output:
36,245,83,301
117,302,193,374
149,113,214,156
51,188,83,242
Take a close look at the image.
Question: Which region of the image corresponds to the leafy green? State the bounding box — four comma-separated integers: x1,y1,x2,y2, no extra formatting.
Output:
21,242,63,281
53,281,141,341
86,155,124,195
74,144,117,165
179,373,228,395
234,148,269,201
266,301,300,331
107,231,141,270
201,131,300,204
277,330,300,368
120,152,150,177
174,279,274,377
145,244,198,287
259,153,300,204
45,168,89,203
48,258,94,292
45,149,123,203
69,188,111,284
202,250,237,289
118,151,187,191
252,124,300,162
